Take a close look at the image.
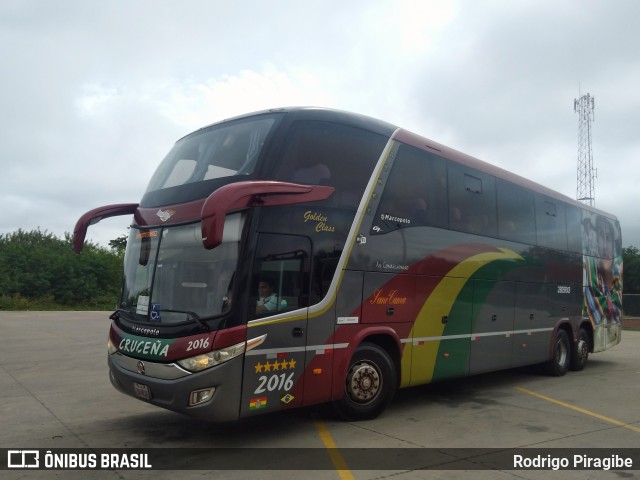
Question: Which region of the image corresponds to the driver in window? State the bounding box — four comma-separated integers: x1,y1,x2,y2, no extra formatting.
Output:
256,277,287,314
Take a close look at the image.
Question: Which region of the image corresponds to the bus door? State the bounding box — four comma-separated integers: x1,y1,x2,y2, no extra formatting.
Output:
240,233,311,417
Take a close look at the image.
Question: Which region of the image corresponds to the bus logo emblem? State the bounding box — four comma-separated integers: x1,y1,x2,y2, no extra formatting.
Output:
137,361,146,375
156,209,175,222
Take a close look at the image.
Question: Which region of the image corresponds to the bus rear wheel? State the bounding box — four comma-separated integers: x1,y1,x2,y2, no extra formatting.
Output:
333,342,396,421
546,329,570,376
570,327,590,371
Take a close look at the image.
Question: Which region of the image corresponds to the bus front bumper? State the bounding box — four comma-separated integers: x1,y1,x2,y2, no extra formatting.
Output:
107,351,243,422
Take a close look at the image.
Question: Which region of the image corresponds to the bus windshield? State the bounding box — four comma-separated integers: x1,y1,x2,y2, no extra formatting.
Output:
145,116,276,193
120,214,243,325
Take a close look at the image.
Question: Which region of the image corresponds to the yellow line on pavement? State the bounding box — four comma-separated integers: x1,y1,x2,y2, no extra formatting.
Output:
314,420,355,480
515,386,640,433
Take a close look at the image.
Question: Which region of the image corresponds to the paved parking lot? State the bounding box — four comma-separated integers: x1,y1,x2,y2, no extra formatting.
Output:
1,311,639,479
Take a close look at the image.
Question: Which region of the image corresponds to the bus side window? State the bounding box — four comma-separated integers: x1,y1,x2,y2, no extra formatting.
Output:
566,205,582,254
250,234,311,318
497,180,536,245
448,163,497,237
535,195,567,251
372,143,447,233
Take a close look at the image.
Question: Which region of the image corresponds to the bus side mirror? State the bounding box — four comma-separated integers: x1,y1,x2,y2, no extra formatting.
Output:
73,203,138,253
200,181,334,249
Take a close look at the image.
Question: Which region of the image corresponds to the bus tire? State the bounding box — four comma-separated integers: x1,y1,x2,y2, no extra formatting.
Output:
546,329,570,376
333,342,397,421
570,327,590,371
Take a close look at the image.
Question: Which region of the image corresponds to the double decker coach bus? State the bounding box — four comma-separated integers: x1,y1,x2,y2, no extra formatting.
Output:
74,107,623,421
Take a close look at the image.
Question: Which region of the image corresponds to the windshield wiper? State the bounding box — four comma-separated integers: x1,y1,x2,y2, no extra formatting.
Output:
110,308,134,322
161,309,210,331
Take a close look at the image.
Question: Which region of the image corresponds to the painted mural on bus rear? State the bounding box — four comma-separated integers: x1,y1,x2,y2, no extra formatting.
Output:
73,107,622,422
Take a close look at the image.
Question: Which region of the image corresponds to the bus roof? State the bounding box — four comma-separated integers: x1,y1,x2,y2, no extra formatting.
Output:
393,128,617,222
178,107,617,222
178,106,397,142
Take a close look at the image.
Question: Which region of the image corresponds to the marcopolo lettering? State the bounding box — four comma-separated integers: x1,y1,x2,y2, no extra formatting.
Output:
380,213,411,224
131,325,160,336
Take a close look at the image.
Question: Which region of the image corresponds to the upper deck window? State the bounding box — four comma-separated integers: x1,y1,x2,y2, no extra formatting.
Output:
448,162,497,237
372,143,448,233
497,179,536,245
535,194,567,251
145,116,276,193
273,121,388,209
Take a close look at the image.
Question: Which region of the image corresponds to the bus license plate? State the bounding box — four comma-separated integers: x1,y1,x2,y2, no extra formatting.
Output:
133,382,152,400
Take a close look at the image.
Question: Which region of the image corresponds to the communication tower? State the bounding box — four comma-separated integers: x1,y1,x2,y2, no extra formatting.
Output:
574,93,596,206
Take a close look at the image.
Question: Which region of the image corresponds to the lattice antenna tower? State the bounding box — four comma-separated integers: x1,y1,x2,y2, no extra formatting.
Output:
574,93,596,206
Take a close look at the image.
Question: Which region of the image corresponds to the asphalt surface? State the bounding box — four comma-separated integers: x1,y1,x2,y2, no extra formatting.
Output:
1,311,639,480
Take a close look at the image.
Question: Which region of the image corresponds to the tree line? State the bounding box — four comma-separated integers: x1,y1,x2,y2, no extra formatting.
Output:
0,229,123,310
1,228,640,311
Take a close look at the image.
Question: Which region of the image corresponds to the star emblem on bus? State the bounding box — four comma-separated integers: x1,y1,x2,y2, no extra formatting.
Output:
254,358,296,373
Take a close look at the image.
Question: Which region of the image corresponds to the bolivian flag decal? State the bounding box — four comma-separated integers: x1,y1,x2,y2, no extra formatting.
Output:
249,397,268,410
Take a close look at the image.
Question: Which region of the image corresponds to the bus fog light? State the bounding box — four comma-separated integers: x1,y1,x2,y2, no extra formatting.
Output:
189,388,215,406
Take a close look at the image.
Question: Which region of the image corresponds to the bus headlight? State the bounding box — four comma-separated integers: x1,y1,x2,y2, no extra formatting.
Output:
177,341,246,372
107,337,117,355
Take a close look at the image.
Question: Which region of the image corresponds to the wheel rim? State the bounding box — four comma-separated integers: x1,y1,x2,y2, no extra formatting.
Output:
345,360,382,405
577,338,588,363
557,337,568,367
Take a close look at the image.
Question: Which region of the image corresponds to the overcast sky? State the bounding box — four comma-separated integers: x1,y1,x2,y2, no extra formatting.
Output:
2,0,639,249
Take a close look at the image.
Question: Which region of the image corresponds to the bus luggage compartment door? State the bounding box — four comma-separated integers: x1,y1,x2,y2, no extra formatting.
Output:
469,280,515,375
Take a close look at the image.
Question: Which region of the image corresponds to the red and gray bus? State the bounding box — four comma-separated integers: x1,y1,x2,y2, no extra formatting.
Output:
74,107,623,421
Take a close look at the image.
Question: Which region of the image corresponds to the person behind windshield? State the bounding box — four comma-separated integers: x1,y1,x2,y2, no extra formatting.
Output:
256,277,287,314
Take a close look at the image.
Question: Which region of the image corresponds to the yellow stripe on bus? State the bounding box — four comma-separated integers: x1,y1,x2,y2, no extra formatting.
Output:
401,248,523,387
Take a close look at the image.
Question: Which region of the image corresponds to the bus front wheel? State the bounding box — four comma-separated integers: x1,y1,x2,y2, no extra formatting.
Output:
333,342,397,421
546,329,570,376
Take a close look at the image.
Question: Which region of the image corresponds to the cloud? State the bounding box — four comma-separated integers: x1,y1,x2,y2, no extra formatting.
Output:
152,67,336,128
2,0,640,247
